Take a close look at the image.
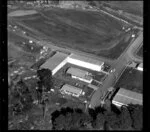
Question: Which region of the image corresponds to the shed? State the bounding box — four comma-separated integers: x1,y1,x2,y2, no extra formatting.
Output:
60,84,83,97
112,88,143,107
40,52,68,75
66,67,92,83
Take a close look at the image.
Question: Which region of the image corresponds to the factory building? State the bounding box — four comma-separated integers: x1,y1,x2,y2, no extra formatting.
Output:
67,54,104,72
40,52,68,75
112,88,143,107
60,84,83,97
66,67,93,83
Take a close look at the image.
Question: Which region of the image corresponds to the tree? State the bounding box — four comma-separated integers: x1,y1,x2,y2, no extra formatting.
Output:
9,79,33,115
128,104,143,130
52,107,92,130
119,106,133,130
95,113,106,129
37,68,53,92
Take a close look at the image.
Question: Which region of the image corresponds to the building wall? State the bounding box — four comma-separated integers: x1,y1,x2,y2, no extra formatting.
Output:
72,75,92,83
112,100,126,107
52,58,68,75
67,57,103,71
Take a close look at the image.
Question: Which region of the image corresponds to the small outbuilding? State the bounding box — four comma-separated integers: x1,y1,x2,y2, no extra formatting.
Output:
66,67,93,83
60,84,83,97
137,63,143,71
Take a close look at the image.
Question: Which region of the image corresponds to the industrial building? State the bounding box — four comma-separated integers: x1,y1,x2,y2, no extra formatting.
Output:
40,52,68,75
66,67,93,83
112,88,143,107
67,54,104,72
60,84,83,97
137,63,143,71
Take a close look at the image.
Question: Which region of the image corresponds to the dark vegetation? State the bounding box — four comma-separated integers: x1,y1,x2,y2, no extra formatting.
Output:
14,8,134,59
51,103,143,130
8,67,142,130
115,67,143,93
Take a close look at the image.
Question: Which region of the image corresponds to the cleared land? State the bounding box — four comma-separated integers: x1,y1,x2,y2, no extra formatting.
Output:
8,31,43,70
136,45,143,58
8,10,37,17
13,8,135,59
115,67,143,94
101,1,143,17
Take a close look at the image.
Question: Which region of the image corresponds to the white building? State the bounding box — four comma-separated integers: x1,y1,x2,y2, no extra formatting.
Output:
67,54,104,72
112,88,143,107
137,63,143,71
66,67,93,83
60,84,83,97
40,52,68,75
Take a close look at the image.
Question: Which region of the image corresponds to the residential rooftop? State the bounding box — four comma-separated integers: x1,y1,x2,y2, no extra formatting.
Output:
66,67,92,81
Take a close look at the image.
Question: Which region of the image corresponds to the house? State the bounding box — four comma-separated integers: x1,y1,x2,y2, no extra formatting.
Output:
60,84,83,97
137,63,143,71
66,67,93,83
67,54,104,72
40,52,68,75
112,88,143,107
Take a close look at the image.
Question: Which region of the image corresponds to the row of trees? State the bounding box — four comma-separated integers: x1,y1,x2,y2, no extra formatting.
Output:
51,103,143,130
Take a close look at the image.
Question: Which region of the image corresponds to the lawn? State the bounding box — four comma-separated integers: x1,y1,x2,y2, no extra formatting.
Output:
101,1,143,17
136,45,143,58
115,67,143,93
8,31,43,67
13,8,135,59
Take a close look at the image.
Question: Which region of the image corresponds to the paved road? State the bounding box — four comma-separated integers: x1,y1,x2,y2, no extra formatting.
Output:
8,9,143,108
90,31,143,108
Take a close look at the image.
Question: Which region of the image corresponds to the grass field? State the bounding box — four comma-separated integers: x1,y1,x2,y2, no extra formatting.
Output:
136,45,143,58
13,8,135,59
115,67,143,93
101,1,143,17
8,31,42,67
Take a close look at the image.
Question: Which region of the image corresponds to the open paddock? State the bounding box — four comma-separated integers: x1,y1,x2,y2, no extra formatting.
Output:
115,67,143,94
13,7,135,59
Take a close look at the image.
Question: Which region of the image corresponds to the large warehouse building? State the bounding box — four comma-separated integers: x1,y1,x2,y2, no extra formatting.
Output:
112,88,143,107
40,52,68,75
60,84,83,97
66,67,93,83
67,54,104,72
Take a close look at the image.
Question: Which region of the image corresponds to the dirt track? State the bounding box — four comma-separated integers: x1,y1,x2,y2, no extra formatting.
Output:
8,10,37,17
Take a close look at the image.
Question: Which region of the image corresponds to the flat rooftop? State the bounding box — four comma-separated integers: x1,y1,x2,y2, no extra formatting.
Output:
69,54,104,66
41,52,68,71
113,88,143,106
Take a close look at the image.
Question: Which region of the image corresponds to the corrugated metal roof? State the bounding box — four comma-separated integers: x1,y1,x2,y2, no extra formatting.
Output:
41,52,68,71
69,54,104,66
113,88,143,106
67,67,92,80
61,84,82,95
